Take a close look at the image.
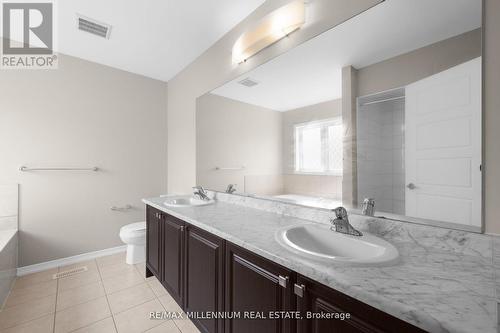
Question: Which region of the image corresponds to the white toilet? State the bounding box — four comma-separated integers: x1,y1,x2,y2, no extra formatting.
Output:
119,222,146,265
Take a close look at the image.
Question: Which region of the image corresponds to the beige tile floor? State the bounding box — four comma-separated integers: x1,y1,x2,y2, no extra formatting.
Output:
0,253,201,333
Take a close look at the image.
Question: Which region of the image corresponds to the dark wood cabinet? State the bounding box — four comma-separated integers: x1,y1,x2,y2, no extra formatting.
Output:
145,205,427,333
225,243,295,333
184,226,225,333
145,207,185,306
145,206,161,278
161,214,185,306
295,275,425,333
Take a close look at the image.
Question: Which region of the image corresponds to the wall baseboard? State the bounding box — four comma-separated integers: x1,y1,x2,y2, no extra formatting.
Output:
17,245,127,276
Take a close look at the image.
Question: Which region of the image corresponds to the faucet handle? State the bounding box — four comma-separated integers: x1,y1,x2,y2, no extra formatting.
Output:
362,198,375,216
332,206,348,219
225,184,236,194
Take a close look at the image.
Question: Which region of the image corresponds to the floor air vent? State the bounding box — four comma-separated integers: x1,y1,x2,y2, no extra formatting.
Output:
53,266,88,279
77,15,112,39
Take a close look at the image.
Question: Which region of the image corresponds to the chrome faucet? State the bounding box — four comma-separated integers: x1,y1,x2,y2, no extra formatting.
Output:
192,186,210,201
225,184,237,194
330,207,363,236
361,198,375,216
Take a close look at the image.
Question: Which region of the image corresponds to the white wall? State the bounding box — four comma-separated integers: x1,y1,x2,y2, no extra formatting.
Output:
196,94,282,194
0,54,168,266
356,28,481,97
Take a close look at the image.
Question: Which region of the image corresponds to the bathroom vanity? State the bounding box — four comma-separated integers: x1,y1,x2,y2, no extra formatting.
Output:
143,194,499,333
145,204,422,333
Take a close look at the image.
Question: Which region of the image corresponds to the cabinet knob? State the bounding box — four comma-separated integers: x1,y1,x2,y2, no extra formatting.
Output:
278,275,288,288
294,283,306,297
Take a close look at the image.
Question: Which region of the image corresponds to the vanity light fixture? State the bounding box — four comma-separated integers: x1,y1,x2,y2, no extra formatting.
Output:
232,0,305,64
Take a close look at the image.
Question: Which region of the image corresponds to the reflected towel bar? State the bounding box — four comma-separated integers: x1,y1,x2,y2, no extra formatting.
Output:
110,205,132,211
19,166,99,172
360,95,405,106
215,166,245,171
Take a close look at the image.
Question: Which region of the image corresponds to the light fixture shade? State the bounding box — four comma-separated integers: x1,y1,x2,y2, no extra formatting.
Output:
232,0,305,64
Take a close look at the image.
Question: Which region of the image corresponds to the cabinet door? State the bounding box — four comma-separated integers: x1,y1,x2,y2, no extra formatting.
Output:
295,275,425,333
185,226,224,333
146,206,161,279
225,243,294,333
162,214,185,307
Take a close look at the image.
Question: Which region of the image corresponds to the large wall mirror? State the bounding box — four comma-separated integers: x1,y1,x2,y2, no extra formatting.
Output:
196,0,483,232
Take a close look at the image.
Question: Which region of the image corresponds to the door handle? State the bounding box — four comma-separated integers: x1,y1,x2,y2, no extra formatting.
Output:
278,275,288,288
294,283,306,297
406,183,416,190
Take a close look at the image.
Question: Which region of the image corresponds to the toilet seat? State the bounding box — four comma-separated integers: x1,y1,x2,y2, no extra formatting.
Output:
119,221,147,265
120,222,146,237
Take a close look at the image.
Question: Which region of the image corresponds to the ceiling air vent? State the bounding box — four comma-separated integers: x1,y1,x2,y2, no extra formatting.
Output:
77,15,112,39
238,78,259,87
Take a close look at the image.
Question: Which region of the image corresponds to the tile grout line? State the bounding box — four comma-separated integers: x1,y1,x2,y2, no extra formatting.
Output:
96,259,120,333
0,310,57,331
54,263,100,294
3,257,166,333
0,275,57,331
9,270,56,291
108,276,158,317
154,283,178,333
1,257,130,333
111,263,172,332
58,260,138,295
56,260,115,333
1,276,19,311
53,273,59,333
57,269,149,315
2,288,58,310
131,263,177,333
146,266,184,333
0,290,57,330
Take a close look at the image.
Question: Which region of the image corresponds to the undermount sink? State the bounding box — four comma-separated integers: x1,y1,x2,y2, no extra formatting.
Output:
276,223,399,265
163,195,214,207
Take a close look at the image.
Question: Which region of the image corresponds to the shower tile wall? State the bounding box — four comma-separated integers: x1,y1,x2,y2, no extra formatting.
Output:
357,99,405,215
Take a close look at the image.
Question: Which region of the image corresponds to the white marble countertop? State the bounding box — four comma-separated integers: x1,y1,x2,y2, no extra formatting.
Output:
143,195,499,333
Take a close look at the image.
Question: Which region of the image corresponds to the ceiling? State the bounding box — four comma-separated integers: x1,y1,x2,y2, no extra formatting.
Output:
211,0,482,111
54,0,265,81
